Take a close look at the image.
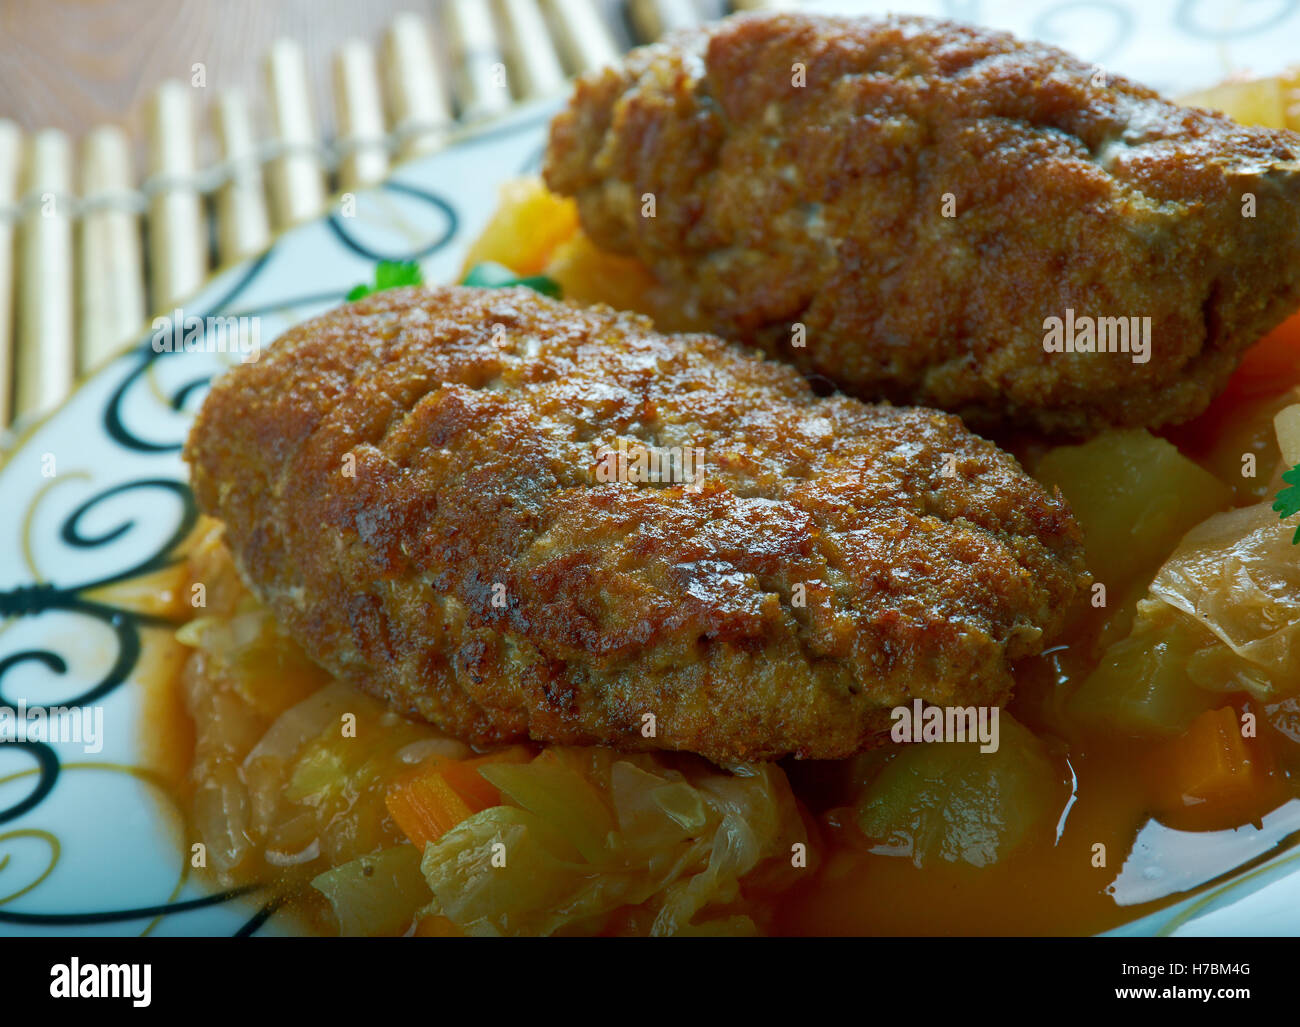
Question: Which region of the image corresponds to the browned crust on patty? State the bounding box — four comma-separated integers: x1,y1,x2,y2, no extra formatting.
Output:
544,12,1300,436
185,285,1086,762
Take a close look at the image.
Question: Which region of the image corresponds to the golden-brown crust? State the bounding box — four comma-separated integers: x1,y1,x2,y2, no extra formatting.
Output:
185,285,1086,762
544,12,1300,436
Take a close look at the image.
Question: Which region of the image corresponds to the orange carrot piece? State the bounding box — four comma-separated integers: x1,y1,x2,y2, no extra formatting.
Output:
384,745,532,847
434,759,503,811
459,179,578,277
1166,307,1300,458
1231,307,1300,398
384,771,474,848
1155,706,1264,810
415,746,532,810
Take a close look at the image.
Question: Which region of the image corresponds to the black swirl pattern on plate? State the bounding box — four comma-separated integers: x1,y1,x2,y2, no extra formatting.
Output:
1176,0,1299,39
103,252,275,454
10,29,1294,934
0,480,194,713
0,743,60,826
0,155,478,932
941,0,982,21
0,886,265,927
326,180,458,262
1032,0,1134,64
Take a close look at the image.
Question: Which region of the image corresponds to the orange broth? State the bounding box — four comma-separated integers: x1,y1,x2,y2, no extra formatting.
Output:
134,302,1300,936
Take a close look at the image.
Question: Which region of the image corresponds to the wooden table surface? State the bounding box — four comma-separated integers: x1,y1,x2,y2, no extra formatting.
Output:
0,0,696,433
0,0,490,157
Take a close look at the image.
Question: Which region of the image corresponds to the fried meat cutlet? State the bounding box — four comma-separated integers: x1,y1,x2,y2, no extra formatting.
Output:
185,286,1086,763
543,12,1300,436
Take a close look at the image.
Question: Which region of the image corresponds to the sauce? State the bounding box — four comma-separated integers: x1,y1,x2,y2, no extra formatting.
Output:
132,310,1300,936
780,709,1300,935
133,565,1300,936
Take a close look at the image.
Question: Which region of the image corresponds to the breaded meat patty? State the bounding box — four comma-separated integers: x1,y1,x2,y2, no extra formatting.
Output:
544,12,1300,436
185,286,1086,763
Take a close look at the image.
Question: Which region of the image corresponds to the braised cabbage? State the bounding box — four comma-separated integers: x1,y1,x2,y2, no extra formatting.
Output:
1066,600,1220,736
419,754,807,936
311,844,432,936
1149,502,1300,699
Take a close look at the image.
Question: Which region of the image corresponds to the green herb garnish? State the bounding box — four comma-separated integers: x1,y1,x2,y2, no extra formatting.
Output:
460,261,562,299
1273,464,1300,543
347,260,424,301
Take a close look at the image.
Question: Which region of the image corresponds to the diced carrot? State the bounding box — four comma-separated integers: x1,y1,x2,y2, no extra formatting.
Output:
1231,307,1300,397
1165,307,1300,456
427,759,496,811
384,745,533,847
1160,706,1258,803
1149,706,1280,829
543,231,662,319
437,751,518,807
459,179,579,277
384,771,474,848
428,745,534,808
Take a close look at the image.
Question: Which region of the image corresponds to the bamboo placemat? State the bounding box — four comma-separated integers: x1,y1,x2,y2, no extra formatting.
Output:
0,0,787,440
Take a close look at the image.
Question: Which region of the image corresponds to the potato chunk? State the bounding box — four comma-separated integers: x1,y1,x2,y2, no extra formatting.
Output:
856,716,1062,869
1035,429,1231,594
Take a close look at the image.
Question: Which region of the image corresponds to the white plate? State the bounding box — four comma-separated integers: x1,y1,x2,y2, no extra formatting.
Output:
2,16,1299,933
0,102,554,936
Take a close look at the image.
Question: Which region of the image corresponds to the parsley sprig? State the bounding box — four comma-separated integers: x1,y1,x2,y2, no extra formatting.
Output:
346,260,424,301
1272,464,1300,543
345,259,562,303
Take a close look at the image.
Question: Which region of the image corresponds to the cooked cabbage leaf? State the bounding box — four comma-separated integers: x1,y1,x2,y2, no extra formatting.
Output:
419,753,806,936
1149,502,1300,698
312,844,432,936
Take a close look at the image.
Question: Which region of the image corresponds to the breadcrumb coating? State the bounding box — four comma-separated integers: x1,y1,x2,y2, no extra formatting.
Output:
185,286,1086,762
544,12,1300,435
